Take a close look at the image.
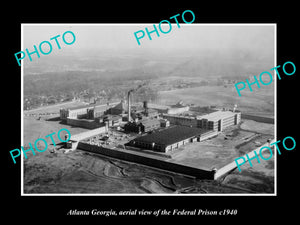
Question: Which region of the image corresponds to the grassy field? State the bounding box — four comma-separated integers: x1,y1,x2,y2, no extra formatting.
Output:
157,85,274,115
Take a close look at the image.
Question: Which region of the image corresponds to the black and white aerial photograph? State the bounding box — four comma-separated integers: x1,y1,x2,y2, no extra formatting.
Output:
22,24,275,195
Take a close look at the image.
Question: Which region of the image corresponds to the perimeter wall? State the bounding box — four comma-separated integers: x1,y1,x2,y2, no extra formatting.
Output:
77,142,215,179
241,114,274,124
214,139,275,179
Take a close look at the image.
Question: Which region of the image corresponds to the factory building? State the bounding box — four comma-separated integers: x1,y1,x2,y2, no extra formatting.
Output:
162,114,198,127
60,103,107,121
97,114,122,127
60,103,109,129
60,106,88,120
141,107,159,118
129,125,216,153
162,110,241,132
124,118,161,133
106,100,127,115
87,107,105,119
197,110,241,131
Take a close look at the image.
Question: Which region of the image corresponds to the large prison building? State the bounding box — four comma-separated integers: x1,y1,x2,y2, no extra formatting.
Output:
128,125,217,153
162,110,241,132
60,103,108,120
198,110,241,131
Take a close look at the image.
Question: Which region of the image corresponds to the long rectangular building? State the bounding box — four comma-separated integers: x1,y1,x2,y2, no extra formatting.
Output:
162,110,241,132
129,125,214,153
60,103,108,120
198,110,241,131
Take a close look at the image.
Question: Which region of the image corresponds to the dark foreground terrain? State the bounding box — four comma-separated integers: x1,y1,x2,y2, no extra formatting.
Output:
23,148,274,194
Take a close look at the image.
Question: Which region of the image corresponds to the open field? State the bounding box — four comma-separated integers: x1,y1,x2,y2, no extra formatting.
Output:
240,119,274,134
157,85,274,116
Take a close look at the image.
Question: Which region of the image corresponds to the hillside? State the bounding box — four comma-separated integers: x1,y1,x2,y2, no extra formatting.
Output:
23,49,274,110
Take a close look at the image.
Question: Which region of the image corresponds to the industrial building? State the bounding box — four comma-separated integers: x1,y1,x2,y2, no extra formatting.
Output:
87,107,105,119
128,125,217,153
98,114,122,127
60,105,88,120
124,118,161,133
60,103,108,121
60,103,110,129
162,114,198,127
106,100,127,115
141,101,159,118
162,110,241,132
197,110,241,131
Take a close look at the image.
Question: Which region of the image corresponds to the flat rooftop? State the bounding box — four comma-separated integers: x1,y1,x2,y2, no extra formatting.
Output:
197,110,237,121
132,125,208,146
64,102,118,111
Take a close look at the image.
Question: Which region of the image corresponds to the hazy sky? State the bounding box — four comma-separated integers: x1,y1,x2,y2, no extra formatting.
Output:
22,24,275,56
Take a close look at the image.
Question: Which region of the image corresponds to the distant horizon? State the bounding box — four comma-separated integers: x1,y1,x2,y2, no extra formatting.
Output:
22,24,275,59
23,24,275,88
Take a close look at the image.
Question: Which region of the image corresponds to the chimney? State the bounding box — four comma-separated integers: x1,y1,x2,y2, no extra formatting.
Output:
143,100,148,109
128,91,132,121
143,100,148,116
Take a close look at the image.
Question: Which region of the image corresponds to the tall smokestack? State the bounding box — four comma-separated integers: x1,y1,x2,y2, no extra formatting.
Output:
128,91,132,121
143,100,148,109
143,100,148,116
